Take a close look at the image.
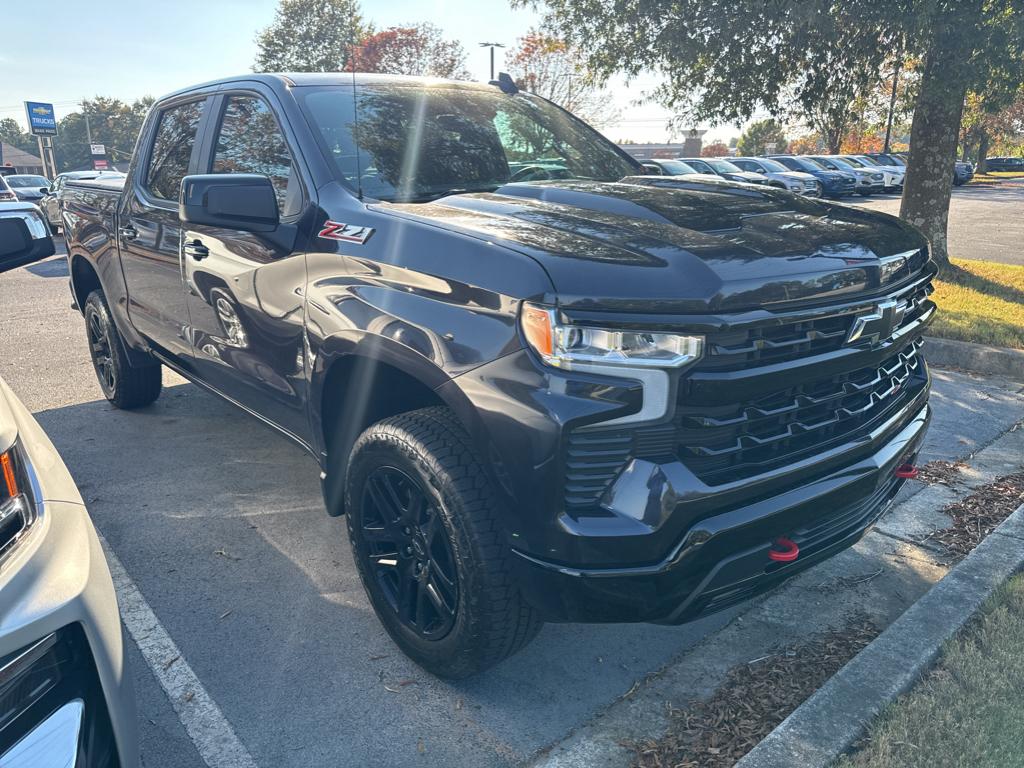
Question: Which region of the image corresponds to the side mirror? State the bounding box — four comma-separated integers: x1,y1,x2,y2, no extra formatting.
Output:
40,187,51,195
179,174,279,233
0,212,56,274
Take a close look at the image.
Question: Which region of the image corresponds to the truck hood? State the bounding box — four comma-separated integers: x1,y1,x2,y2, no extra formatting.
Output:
379,178,929,314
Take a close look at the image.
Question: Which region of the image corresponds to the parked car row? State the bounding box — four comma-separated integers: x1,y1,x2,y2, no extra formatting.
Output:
645,150,987,196
644,153,908,199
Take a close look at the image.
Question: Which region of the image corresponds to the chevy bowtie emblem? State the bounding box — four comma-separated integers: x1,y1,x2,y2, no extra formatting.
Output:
318,221,375,244
846,299,908,346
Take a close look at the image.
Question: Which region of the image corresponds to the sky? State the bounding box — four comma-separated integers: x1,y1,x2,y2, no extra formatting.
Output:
0,0,735,144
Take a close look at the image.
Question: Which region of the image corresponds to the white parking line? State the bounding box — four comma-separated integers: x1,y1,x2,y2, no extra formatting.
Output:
99,536,259,768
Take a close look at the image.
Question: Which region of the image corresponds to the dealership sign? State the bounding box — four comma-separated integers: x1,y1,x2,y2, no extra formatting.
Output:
24,101,58,136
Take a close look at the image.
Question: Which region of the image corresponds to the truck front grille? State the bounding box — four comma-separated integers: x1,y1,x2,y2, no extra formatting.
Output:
676,339,926,485
697,279,932,372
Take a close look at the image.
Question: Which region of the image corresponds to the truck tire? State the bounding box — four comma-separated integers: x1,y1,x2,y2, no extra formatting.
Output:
344,406,542,678
84,290,162,409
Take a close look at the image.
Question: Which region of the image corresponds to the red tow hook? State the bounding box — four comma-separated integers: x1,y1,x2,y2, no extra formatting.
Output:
895,463,919,480
768,536,800,563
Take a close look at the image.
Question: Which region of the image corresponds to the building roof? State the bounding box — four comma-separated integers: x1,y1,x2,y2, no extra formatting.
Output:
0,143,43,167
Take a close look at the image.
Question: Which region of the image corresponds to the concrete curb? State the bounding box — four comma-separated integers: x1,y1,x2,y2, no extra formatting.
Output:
925,336,1024,381
735,501,1024,768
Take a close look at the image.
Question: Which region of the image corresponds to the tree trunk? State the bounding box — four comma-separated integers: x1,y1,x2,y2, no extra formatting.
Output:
899,3,984,269
977,129,990,173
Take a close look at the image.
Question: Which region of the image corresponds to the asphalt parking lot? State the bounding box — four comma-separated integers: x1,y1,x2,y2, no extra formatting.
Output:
851,179,1024,265
1,185,1022,768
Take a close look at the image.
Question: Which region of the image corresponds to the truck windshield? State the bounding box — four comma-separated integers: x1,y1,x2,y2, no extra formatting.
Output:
297,84,638,202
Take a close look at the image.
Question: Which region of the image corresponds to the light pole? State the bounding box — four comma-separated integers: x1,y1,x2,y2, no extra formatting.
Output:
479,42,505,81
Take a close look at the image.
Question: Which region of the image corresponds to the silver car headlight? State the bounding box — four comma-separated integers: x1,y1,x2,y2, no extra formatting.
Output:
520,303,704,371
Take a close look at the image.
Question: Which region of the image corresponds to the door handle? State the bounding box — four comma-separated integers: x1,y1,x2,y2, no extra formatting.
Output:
184,241,209,261
118,225,137,241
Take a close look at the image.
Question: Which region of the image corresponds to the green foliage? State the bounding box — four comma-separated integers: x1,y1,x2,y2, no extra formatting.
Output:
736,119,788,155
254,0,367,72
0,118,37,156
51,97,153,173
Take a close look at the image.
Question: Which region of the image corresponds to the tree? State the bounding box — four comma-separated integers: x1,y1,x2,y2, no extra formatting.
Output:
254,0,367,72
504,29,620,128
353,23,469,78
701,142,730,157
516,0,1024,269
737,119,788,155
788,134,825,154
51,97,153,173
0,118,37,156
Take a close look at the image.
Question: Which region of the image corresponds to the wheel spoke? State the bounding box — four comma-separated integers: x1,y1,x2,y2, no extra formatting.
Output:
395,562,416,623
368,550,400,567
425,573,455,617
366,474,404,526
361,524,393,543
424,510,442,546
414,580,429,629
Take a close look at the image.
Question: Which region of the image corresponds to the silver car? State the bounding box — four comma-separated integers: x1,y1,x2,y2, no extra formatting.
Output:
841,155,904,193
0,208,139,767
731,157,821,196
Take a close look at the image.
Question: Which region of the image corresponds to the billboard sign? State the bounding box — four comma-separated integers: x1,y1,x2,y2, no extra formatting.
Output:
90,143,105,156
24,101,58,136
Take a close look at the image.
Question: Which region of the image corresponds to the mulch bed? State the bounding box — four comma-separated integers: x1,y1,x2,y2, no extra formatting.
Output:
625,617,879,768
915,459,968,487
921,472,1024,560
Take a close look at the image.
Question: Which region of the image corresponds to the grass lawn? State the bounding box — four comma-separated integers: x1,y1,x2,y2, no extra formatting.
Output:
929,258,1024,349
968,171,1024,183
838,574,1024,768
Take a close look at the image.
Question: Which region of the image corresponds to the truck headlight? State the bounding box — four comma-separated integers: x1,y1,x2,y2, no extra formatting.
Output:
520,303,703,370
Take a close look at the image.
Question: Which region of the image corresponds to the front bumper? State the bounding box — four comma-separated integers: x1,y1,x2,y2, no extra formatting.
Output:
0,381,137,767
512,402,928,623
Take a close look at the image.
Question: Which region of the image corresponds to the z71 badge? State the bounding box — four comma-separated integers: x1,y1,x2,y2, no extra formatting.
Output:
318,221,375,244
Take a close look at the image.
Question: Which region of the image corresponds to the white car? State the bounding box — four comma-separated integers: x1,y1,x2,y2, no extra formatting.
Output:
731,157,822,196
641,158,727,183
0,210,139,767
841,155,904,193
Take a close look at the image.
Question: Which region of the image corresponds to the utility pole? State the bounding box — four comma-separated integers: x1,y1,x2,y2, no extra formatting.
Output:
883,57,903,154
479,42,505,81
83,101,93,145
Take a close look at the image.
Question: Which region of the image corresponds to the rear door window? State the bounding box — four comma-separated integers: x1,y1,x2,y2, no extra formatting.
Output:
146,100,206,201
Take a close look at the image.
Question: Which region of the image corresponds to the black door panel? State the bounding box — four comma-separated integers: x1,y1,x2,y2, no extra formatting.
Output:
118,98,208,359
183,93,311,442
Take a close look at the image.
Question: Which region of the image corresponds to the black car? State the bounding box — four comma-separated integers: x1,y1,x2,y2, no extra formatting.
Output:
984,157,1024,172
62,73,935,678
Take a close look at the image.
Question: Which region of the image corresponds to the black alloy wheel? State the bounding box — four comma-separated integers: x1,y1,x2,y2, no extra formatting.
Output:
361,466,459,639
86,302,117,398
82,290,162,409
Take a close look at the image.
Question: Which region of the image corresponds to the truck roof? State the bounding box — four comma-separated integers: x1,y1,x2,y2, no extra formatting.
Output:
159,72,498,103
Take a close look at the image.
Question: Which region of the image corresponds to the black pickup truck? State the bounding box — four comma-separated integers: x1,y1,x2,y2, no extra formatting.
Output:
62,73,935,678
